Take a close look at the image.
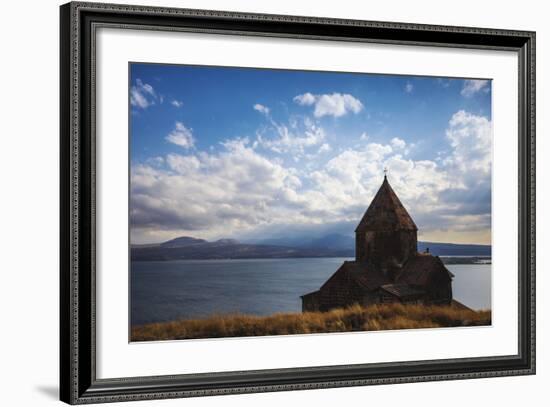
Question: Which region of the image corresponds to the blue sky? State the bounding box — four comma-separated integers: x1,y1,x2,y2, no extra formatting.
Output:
129,63,492,245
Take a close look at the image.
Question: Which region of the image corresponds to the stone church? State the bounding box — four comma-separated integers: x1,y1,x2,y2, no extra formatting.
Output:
301,175,454,312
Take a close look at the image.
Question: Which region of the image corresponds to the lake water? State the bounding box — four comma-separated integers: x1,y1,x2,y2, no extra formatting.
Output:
131,258,491,326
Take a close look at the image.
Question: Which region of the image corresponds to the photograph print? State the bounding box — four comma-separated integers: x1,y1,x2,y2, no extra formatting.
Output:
129,63,492,342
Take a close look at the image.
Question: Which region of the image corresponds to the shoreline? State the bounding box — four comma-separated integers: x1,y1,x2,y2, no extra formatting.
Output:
131,256,491,265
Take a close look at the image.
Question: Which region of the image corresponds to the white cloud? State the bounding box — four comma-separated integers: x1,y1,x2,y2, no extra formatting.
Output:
293,92,363,118
253,103,270,115
131,139,306,241
258,123,325,155
304,142,452,223
390,137,406,149
293,93,316,106
132,110,492,245
171,100,183,108
130,79,156,109
165,122,195,149
360,132,369,141
444,110,492,178
405,82,414,93
165,154,201,173
256,115,327,157
317,143,332,154
461,79,490,97
297,111,491,239
146,156,165,167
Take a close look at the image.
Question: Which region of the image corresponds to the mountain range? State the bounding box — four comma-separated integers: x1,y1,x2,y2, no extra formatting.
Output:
131,234,491,261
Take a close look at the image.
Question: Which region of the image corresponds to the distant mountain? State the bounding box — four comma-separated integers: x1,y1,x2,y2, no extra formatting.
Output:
131,235,491,261
131,236,351,261
160,236,208,248
257,234,490,255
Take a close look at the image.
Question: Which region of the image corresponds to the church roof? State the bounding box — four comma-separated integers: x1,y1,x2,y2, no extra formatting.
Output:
317,255,452,298
355,176,417,232
397,253,454,285
320,261,391,292
379,283,425,298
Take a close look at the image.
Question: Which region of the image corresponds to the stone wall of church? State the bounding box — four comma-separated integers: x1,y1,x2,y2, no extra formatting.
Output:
356,229,417,265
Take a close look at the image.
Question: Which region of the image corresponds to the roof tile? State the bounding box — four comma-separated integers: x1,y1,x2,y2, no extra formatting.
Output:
355,176,417,232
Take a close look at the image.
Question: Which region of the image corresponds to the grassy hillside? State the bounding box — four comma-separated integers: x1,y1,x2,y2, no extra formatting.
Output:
131,303,491,342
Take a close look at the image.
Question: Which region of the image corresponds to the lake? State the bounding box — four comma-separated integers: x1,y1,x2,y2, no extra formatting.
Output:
131,258,491,326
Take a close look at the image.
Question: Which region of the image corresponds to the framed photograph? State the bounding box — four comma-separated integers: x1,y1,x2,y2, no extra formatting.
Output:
60,1,535,404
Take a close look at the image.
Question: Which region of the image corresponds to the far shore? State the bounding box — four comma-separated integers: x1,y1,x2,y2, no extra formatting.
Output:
440,256,491,265
131,256,490,265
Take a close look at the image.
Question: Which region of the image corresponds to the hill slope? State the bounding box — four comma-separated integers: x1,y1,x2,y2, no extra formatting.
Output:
131,303,491,341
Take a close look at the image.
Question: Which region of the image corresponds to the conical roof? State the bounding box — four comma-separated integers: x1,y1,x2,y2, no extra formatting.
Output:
355,176,417,232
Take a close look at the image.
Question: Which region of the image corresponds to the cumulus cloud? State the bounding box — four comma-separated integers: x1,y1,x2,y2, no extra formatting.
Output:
293,93,316,106
131,138,305,241
306,141,452,218
317,143,332,154
130,79,156,109
258,123,325,155
253,103,270,115
171,100,183,108
131,137,426,242
461,79,490,97
303,119,490,242
390,137,406,149
254,114,328,158
405,82,414,93
165,122,195,149
293,92,363,118
443,110,492,179
131,110,492,245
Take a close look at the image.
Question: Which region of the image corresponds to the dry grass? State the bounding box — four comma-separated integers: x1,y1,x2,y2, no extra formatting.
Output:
131,303,491,342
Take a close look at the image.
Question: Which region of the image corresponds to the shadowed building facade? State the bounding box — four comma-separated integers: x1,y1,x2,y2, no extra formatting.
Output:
301,175,454,312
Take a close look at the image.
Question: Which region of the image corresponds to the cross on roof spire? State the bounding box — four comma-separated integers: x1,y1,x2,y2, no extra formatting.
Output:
383,167,388,178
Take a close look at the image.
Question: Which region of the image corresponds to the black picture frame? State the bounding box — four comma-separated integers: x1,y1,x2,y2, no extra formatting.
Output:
60,2,536,404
